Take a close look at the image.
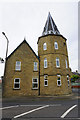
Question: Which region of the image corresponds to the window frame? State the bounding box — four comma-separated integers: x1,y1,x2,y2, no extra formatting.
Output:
44,75,48,86
32,78,38,89
43,43,47,50
56,58,60,68
15,61,21,71
34,62,38,71
14,78,20,89
57,75,61,86
54,42,58,50
44,58,47,68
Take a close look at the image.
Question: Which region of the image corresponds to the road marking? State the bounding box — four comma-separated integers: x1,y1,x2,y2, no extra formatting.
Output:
61,104,77,118
0,105,19,110
14,105,49,119
20,104,61,107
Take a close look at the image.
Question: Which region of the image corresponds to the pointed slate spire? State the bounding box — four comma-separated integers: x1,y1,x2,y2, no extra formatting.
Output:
42,12,60,35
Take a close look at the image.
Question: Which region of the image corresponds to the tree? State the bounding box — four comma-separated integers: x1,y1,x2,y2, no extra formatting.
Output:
71,75,79,82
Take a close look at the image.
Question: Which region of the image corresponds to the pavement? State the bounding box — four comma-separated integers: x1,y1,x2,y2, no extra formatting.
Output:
1,92,80,120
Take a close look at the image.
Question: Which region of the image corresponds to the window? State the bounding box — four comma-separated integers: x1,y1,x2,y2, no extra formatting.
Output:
14,78,20,89
44,58,47,68
65,59,68,68
15,61,21,71
32,78,38,89
54,42,58,49
43,43,47,50
34,62,38,71
44,75,48,86
57,75,61,86
67,75,69,87
56,58,60,67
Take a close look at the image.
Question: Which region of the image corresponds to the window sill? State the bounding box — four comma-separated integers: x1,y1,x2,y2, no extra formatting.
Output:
57,85,61,87
44,67,48,69
33,70,38,72
32,88,38,90
15,70,22,72
56,67,60,69
13,88,21,90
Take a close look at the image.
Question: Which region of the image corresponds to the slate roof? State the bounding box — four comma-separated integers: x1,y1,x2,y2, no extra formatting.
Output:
42,12,60,36
7,38,39,60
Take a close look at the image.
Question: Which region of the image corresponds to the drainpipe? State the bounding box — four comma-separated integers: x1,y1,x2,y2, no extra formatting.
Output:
38,58,40,96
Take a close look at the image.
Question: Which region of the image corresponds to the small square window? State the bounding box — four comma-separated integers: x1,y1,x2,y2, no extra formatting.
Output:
15,61,21,71
14,78,20,89
34,62,38,71
32,78,38,89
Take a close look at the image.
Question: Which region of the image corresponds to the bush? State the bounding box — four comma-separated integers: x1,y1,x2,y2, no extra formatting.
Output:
71,75,79,82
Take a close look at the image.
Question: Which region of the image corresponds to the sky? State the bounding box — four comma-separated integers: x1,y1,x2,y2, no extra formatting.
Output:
0,0,79,77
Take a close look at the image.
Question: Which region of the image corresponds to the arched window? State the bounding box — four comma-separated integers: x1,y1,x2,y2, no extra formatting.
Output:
56,58,60,67
43,43,47,50
65,59,68,68
57,75,61,86
67,75,69,87
54,42,58,49
44,58,47,68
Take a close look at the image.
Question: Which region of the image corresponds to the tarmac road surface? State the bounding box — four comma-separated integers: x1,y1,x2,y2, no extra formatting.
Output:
1,93,80,120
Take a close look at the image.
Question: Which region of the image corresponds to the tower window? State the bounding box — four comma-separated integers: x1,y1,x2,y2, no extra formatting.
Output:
32,78,38,89
44,75,48,86
57,75,61,86
56,58,60,67
65,59,68,68
34,62,38,71
44,58,47,68
54,42,58,49
67,75,69,87
14,78,20,89
43,43,47,50
15,61,21,71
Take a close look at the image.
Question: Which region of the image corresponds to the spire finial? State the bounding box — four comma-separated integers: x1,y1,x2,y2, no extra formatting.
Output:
24,36,26,41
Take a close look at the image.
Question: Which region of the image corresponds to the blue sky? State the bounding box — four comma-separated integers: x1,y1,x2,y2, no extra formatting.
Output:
0,0,78,77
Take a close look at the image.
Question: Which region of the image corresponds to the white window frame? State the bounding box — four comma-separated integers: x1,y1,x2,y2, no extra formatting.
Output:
34,62,38,71
56,58,60,68
32,78,38,89
67,75,70,87
57,75,61,86
15,61,21,71
54,42,58,49
44,75,48,86
65,59,68,68
43,43,47,50
44,58,47,68
14,78,20,89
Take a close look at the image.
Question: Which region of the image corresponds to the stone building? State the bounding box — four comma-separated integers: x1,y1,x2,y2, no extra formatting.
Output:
3,12,72,97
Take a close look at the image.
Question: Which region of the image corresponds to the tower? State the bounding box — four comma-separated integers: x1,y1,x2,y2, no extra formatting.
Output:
38,12,72,95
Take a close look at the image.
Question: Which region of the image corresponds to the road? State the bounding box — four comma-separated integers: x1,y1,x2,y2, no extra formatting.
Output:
1,92,80,120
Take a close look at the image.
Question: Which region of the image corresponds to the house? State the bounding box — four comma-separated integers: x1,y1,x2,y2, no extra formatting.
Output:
3,12,72,97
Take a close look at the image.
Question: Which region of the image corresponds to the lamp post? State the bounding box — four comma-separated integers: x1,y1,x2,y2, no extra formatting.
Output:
2,32,9,61
2,32,9,95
